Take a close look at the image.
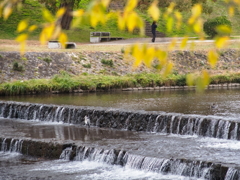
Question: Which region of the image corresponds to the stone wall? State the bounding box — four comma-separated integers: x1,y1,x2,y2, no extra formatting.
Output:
0,49,240,83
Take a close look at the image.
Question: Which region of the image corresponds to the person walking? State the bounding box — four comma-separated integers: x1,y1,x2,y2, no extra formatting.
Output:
151,21,157,42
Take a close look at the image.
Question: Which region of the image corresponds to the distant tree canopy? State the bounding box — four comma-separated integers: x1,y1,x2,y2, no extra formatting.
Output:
38,0,82,29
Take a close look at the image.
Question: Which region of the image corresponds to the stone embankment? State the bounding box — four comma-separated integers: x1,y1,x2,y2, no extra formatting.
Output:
0,49,240,83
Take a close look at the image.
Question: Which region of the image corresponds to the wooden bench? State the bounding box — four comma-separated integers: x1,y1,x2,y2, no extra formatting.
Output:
90,32,111,43
48,41,76,49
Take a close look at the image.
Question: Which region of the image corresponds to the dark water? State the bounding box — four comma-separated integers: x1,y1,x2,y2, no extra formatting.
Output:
1,88,240,118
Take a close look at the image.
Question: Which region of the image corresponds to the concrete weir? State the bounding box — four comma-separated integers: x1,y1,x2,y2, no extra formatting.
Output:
1,101,240,179
0,101,240,140
0,137,235,180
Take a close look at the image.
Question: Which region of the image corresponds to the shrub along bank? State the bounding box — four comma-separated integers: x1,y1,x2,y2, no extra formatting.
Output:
1,72,240,95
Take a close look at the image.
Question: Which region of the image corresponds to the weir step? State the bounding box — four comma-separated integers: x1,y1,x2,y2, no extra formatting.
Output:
0,137,236,180
0,101,240,141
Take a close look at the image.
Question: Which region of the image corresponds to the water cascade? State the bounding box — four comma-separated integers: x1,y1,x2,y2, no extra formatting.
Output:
0,138,23,153
59,144,230,180
1,101,240,140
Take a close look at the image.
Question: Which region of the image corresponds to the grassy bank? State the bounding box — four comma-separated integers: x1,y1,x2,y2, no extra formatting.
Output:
0,0,141,42
1,72,240,95
1,0,240,42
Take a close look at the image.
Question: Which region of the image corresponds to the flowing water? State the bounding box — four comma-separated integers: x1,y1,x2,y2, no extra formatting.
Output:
1,88,240,179
1,88,240,118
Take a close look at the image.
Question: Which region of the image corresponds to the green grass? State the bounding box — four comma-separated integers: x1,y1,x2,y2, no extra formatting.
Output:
0,0,240,42
0,0,142,42
1,72,240,95
0,0,44,40
139,0,240,37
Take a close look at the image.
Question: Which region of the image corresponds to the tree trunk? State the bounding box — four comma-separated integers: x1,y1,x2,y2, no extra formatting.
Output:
60,1,74,30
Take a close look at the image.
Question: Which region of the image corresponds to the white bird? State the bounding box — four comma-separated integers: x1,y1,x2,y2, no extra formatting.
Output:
84,116,91,128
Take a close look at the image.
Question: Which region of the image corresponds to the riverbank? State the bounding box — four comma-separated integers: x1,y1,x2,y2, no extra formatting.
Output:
1,42,240,95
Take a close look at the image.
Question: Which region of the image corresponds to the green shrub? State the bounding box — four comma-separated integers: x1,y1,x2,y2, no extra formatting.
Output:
203,16,232,38
202,3,213,15
82,63,91,68
43,57,52,64
12,62,24,71
101,59,114,67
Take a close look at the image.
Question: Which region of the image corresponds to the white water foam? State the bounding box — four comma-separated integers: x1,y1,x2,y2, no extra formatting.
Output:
199,138,240,150
0,151,21,160
30,160,205,180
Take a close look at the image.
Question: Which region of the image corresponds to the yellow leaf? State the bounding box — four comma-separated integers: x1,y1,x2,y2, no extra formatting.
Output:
56,8,66,18
101,0,111,8
148,0,160,21
52,25,61,39
124,46,132,59
40,31,47,45
175,11,182,29
42,8,54,22
166,17,173,32
186,74,195,86
28,25,37,32
215,36,229,49
143,46,155,68
234,0,240,5
196,70,210,92
228,6,234,17
168,38,177,50
19,41,26,56
71,17,82,28
44,24,55,39
175,11,182,21
17,20,28,32
135,16,144,35
127,12,137,32
167,2,175,14
156,49,168,65
3,5,12,20
163,62,173,77
132,44,143,68
188,16,195,25
58,32,68,48
72,9,84,17
180,36,188,50
192,4,202,18
15,33,28,43
193,19,202,33
215,25,232,36
208,50,218,68
202,70,210,86
90,12,99,27
125,0,138,12
0,7,3,18
118,14,125,30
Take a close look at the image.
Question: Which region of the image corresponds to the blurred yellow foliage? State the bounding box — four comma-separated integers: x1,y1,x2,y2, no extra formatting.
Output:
148,0,160,21
208,50,218,68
